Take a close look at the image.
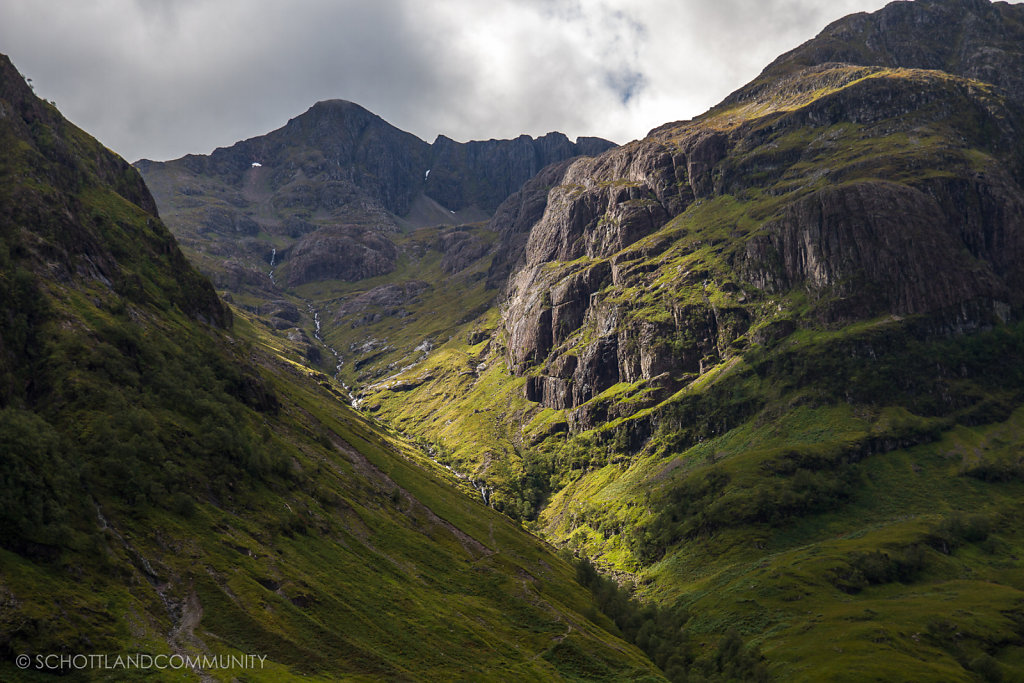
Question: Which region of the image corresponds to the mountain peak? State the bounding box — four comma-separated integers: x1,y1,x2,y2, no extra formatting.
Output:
312,97,367,109
298,98,378,121
736,0,1024,106
282,97,403,142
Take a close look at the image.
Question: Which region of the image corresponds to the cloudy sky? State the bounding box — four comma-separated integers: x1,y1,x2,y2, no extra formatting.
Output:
0,0,906,162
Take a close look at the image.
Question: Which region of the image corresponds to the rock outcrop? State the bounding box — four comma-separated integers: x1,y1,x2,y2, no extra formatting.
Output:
276,226,398,287
333,281,429,327
436,228,491,274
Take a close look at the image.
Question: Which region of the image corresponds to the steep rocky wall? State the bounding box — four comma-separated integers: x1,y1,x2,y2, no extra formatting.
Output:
743,177,1024,326
496,47,1024,420
425,132,615,214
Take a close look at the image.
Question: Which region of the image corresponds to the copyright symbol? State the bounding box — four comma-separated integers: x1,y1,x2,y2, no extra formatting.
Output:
15,654,30,669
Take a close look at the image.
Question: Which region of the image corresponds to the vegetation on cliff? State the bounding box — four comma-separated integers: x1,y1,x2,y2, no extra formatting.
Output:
347,2,1024,679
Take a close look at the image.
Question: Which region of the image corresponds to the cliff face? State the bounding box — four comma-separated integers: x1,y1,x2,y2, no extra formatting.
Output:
496,1,1024,421
426,132,615,214
485,158,580,288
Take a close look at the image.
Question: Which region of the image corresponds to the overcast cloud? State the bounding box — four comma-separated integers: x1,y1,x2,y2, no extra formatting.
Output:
1,0,917,162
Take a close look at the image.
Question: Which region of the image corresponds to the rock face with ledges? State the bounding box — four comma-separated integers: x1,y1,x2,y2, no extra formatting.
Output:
425,132,615,214
495,0,1024,417
485,158,580,289
742,178,1024,323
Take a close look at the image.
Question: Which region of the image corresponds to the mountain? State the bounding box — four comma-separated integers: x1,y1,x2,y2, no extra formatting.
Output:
115,0,1024,678
136,100,613,290
307,0,1024,679
749,0,1024,103
0,53,666,681
135,101,614,386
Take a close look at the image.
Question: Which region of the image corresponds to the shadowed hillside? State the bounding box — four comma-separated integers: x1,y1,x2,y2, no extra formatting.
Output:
0,53,662,681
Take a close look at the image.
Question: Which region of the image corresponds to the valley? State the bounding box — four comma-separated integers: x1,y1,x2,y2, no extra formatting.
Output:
139,1,1024,679
3,0,1024,680
0,51,658,681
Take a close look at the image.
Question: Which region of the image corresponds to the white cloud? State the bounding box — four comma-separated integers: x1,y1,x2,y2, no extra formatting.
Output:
0,0,948,161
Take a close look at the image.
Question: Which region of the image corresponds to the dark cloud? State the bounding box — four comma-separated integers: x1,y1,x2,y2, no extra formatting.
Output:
0,0,974,162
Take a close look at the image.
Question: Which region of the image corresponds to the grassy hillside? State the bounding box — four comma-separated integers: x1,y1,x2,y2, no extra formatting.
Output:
122,3,1024,680
355,56,1024,681
360,244,1024,682
1,308,664,681
0,54,664,681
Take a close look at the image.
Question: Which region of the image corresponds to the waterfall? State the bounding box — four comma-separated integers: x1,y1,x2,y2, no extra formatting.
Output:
306,302,351,402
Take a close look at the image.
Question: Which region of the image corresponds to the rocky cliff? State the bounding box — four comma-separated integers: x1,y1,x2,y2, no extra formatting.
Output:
427,132,617,213
496,1,1024,420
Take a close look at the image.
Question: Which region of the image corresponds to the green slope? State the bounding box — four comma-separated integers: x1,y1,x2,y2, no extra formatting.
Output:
0,54,663,681
119,2,1024,680
350,7,1024,681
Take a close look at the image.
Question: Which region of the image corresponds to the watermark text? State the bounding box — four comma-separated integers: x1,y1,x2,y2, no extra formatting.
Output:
16,652,267,671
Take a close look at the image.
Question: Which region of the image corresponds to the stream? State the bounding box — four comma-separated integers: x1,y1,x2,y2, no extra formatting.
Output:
306,302,353,404
421,444,492,507
257,255,484,501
